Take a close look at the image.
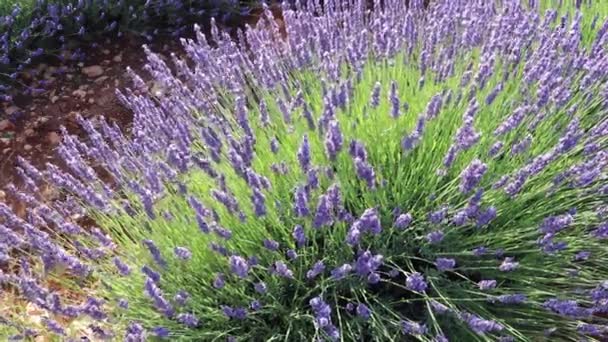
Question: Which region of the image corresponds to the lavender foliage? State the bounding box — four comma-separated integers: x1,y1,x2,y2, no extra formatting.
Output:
2,1,608,341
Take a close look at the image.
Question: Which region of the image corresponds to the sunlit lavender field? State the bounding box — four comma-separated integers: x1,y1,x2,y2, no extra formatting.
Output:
2,0,608,340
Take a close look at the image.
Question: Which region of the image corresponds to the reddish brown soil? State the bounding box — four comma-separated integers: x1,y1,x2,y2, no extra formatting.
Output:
0,34,143,190
0,8,283,209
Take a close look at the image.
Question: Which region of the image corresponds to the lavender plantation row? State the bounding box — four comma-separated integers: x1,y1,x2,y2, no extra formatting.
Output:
2,0,608,340
0,0,258,105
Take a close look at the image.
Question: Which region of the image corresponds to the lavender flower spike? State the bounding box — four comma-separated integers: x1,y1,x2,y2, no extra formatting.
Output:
229,255,250,278
406,272,427,293
297,135,312,172
460,159,488,193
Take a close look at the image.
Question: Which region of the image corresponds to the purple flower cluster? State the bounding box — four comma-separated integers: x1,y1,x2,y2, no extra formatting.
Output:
346,208,382,245
354,251,383,283
310,297,340,340
459,159,488,193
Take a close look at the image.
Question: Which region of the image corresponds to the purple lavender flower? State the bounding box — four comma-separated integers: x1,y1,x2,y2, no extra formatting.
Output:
125,322,146,341
263,239,279,251
307,261,326,280
401,321,428,335
297,135,311,172
259,101,270,126
143,239,167,268
543,299,591,318
313,195,333,228
113,257,131,276
174,247,192,261
435,258,456,271
213,273,226,289
286,249,298,260
352,209,377,235
43,318,65,335
472,246,488,256
292,225,307,247
367,272,381,284
496,294,527,304
270,138,279,154
477,206,497,227
511,135,532,155
310,296,339,339
355,251,383,279
478,280,497,290
406,272,427,292
254,282,267,294
388,269,400,278
330,263,352,280
430,300,450,314
144,278,174,317
177,313,199,328
229,256,249,278
574,251,591,261
251,188,267,217
394,213,413,230
307,168,319,190
141,265,161,283
591,222,608,239
577,323,605,336
370,82,381,108
248,256,259,266
346,222,362,246
429,207,448,224
434,334,449,342
354,157,376,188
488,141,504,157
460,159,488,193
151,326,169,338
485,83,503,105
499,257,519,272
539,214,573,234
323,183,340,208
221,305,248,320
174,290,190,306
309,297,331,325
557,118,582,153
250,300,262,311
389,81,401,118
425,94,443,119
356,303,371,320
325,120,343,160
426,230,445,244
195,214,210,234
213,224,233,240
272,261,294,279
293,186,310,217
461,313,504,335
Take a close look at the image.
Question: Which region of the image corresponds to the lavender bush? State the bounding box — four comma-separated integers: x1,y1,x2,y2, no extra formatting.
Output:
2,0,608,340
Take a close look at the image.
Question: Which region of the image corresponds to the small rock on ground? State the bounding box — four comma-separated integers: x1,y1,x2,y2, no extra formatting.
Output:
81,65,104,78
0,119,14,131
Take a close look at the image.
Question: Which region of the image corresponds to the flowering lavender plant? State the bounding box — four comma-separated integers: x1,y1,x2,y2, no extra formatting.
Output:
2,0,608,341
